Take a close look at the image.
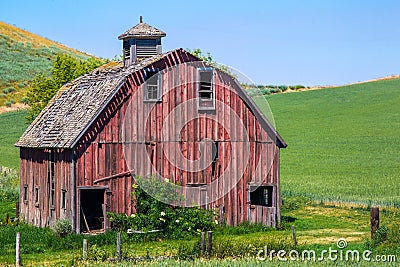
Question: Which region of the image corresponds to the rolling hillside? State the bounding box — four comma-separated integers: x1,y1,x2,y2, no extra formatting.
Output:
268,78,400,206
0,21,93,107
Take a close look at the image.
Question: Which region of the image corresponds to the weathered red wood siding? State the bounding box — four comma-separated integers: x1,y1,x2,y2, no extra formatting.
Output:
73,50,282,226
19,148,72,227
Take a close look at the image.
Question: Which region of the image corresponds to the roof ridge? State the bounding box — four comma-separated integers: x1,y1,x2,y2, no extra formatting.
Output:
118,21,166,40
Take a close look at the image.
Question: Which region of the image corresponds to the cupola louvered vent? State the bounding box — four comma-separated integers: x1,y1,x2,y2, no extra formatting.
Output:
136,39,157,58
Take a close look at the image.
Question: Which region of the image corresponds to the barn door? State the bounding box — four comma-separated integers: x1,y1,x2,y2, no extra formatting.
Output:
78,187,106,233
185,184,208,208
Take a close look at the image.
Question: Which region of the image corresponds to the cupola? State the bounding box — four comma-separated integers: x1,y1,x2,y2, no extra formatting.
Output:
118,16,166,67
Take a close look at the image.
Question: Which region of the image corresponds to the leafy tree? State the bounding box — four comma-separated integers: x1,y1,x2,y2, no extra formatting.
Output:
26,54,106,122
187,48,231,75
187,48,214,64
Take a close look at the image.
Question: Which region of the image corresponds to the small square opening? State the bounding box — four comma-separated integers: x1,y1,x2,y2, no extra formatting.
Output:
250,185,273,207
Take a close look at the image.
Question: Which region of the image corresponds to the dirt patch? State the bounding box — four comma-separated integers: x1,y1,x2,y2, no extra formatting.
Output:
0,103,29,114
299,228,367,244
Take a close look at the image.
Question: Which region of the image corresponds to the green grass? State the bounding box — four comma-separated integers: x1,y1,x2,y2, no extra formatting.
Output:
0,110,28,169
267,78,400,206
1,199,398,266
0,21,94,107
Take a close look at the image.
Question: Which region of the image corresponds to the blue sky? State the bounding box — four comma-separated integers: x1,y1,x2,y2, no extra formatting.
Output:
1,0,399,85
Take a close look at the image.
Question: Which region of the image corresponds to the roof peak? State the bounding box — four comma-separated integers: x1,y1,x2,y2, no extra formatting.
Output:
118,17,166,40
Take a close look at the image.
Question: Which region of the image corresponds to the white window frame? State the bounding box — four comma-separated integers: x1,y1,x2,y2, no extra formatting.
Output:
197,67,216,110
144,68,162,102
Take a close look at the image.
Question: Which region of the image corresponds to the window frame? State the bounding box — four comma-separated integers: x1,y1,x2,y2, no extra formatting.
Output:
61,189,67,210
23,184,28,203
144,68,162,102
34,186,40,207
197,67,216,111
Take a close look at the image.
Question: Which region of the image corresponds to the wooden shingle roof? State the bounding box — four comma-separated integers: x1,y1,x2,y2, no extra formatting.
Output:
15,51,177,149
118,22,166,40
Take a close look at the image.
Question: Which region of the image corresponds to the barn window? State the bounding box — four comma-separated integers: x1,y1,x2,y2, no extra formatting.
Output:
211,141,219,178
23,185,28,203
49,151,55,209
144,69,162,101
197,68,215,110
34,186,39,206
250,185,273,207
61,189,67,209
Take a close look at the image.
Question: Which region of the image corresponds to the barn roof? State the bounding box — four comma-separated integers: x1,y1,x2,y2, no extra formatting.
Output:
15,50,177,149
118,22,166,40
16,49,286,149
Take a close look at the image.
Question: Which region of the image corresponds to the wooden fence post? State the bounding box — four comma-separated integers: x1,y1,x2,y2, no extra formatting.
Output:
117,232,121,262
291,225,297,247
370,207,379,239
207,231,212,256
200,232,205,255
82,239,87,260
16,232,20,267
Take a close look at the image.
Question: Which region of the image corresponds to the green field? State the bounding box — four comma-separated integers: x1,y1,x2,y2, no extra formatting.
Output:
267,79,400,206
0,110,28,169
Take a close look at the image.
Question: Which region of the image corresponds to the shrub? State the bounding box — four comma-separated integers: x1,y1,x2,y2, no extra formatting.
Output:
53,218,73,237
9,99,15,104
0,93,6,98
373,225,388,245
294,85,305,90
20,97,28,104
108,175,217,239
2,87,16,94
260,88,272,95
5,101,12,107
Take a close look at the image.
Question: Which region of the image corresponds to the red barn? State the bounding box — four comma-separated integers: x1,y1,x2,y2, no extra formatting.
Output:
16,18,286,233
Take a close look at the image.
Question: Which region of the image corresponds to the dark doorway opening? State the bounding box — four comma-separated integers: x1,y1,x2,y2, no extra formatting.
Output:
80,188,105,233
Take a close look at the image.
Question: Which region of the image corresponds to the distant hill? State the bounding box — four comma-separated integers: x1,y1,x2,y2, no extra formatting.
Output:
0,21,95,107
267,78,400,206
